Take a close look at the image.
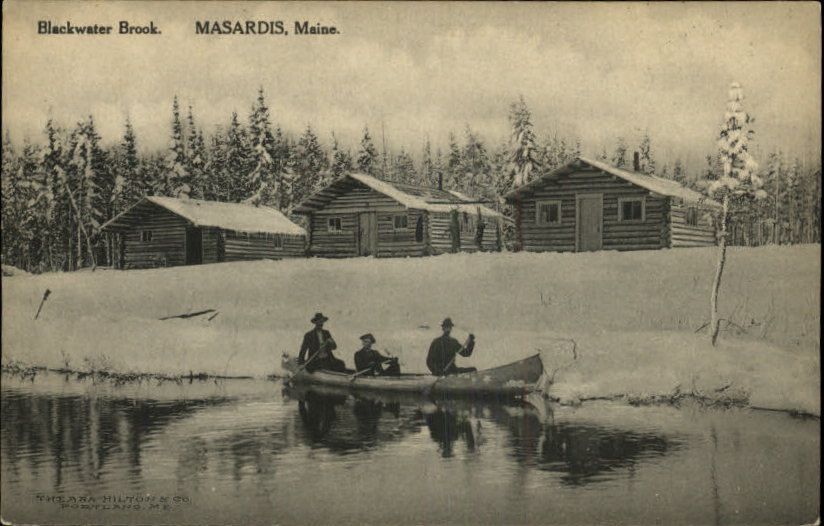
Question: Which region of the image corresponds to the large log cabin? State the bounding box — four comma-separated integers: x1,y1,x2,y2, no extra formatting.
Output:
293,173,504,257
101,197,306,268
504,156,720,252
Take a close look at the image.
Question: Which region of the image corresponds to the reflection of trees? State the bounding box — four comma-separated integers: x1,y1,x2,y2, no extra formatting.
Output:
483,404,681,486
1,387,232,491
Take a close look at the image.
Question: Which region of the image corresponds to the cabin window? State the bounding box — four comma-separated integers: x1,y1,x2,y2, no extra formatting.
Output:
618,197,645,222
536,200,562,225
685,207,699,226
393,214,408,231
328,217,343,233
272,234,283,248
140,230,153,242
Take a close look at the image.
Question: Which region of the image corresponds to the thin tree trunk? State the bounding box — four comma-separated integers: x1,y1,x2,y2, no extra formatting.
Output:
709,194,729,347
514,188,523,252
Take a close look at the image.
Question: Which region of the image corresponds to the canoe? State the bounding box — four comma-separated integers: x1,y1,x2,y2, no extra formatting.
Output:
282,353,546,398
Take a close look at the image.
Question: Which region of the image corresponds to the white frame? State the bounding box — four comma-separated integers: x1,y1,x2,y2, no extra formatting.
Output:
575,193,604,252
327,217,343,234
617,196,646,222
392,213,409,231
535,199,563,226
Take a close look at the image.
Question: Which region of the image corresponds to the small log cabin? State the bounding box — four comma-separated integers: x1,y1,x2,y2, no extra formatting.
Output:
100,196,306,268
504,157,720,252
293,173,504,257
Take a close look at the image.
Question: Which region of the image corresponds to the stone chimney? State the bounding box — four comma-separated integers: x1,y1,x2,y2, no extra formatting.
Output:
633,151,641,172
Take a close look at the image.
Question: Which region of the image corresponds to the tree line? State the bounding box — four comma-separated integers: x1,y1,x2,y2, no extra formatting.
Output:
1,90,820,273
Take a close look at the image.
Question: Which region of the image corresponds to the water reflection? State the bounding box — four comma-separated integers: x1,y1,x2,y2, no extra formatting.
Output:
2,373,819,526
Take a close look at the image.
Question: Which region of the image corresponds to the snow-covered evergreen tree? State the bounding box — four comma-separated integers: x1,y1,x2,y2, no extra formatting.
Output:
164,96,191,198
223,112,253,202
507,96,541,188
391,148,416,184
612,137,628,168
672,158,686,185
293,125,327,205
185,105,207,198
704,82,766,346
329,132,353,179
356,126,379,176
462,126,491,196
445,133,463,190
638,132,655,175
420,139,435,187
245,89,290,209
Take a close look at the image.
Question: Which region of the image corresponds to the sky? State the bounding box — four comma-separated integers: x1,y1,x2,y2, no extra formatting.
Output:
2,1,821,171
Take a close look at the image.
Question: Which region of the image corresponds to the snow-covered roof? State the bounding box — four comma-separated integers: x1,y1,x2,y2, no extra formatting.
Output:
505,157,721,208
294,172,504,218
101,196,307,236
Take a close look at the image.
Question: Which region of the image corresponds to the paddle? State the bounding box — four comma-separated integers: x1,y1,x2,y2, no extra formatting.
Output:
441,334,474,374
349,357,398,382
291,340,332,376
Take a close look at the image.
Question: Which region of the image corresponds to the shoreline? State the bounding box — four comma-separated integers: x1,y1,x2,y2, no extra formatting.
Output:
3,364,818,420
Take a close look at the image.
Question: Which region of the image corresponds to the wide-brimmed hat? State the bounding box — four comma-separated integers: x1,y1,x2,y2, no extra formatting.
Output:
311,312,329,323
441,317,454,328
359,333,376,344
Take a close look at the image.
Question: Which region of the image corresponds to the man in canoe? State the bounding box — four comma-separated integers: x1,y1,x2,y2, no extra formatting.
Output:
354,333,400,376
298,312,347,373
426,318,477,376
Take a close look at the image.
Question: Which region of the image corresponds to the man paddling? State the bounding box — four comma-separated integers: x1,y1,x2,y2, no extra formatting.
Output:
426,318,477,376
298,312,347,373
354,333,400,376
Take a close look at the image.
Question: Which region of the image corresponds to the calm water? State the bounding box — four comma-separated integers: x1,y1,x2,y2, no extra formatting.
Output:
1,372,819,525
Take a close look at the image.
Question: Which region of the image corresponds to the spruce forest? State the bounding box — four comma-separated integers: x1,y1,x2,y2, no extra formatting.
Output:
2,89,821,273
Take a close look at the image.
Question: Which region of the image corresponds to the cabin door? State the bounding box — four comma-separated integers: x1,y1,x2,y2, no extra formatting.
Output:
576,195,603,252
358,212,378,256
185,226,203,265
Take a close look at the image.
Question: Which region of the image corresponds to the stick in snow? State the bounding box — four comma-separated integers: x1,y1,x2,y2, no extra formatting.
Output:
159,309,216,321
207,311,220,322
34,289,51,320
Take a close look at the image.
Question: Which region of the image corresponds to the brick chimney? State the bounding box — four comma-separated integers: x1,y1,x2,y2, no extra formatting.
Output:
633,151,641,172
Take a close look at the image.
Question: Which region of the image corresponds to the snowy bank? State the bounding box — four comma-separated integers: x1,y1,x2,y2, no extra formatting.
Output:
2,245,819,415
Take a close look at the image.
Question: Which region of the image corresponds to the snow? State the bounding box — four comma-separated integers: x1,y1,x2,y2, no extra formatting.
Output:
103,196,306,236
2,244,819,415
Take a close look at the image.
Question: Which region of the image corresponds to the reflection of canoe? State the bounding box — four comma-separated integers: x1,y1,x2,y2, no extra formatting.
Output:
283,353,546,398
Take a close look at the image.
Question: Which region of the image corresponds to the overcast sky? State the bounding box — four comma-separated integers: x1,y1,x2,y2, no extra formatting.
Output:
2,1,821,171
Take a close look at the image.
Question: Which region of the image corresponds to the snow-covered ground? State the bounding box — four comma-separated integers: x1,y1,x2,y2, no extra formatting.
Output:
2,245,820,415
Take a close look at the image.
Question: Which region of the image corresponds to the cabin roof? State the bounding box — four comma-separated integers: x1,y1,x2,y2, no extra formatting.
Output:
100,196,307,235
504,157,721,208
294,172,504,218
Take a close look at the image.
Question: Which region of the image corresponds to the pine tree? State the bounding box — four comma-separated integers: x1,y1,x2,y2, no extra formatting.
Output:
162,96,191,197
704,82,767,346
461,126,490,196
391,148,416,184
445,133,463,190
420,138,435,187
293,125,327,205
672,159,686,185
506,95,541,252
246,89,288,208
356,126,379,176
119,118,142,202
185,105,207,198
223,112,253,202
329,132,353,179
638,132,655,175
612,137,628,168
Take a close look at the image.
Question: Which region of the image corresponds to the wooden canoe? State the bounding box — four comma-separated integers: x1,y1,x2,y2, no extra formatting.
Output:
282,353,546,398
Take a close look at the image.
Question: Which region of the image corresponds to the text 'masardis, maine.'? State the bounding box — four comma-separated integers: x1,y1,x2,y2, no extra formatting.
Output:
36,20,340,36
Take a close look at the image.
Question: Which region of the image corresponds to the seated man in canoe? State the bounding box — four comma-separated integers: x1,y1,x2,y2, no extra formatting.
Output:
298,312,347,373
426,318,477,376
354,333,400,376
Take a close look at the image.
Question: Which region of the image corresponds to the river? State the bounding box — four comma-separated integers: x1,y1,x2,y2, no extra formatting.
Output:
1,372,819,525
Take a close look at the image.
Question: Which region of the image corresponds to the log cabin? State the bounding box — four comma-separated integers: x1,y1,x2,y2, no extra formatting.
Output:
293,173,504,257
504,156,720,252
100,196,306,268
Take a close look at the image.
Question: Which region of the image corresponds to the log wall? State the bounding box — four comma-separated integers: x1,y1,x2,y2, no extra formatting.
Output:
308,183,428,257
223,231,306,261
669,202,717,247
514,168,668,252
429,211,500,254
122,206,188,268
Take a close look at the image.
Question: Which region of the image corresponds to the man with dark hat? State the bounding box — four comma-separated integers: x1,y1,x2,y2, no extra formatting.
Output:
298,313,346,373
426,318,476,376
354,333,400,376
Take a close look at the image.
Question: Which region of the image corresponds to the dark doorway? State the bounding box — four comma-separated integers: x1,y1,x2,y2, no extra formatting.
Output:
185,227,203,265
